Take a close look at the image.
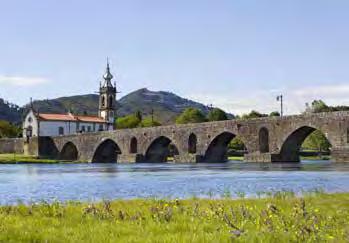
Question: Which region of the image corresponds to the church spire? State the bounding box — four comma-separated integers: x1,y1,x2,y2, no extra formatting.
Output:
102,58,114,87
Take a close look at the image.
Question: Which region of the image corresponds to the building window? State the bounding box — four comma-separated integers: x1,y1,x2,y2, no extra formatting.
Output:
58,127,64,135
81,126,85,132
87,126,91,132
99,124,104,131
101,96,106,107
109,95,113,107
28,117,33,123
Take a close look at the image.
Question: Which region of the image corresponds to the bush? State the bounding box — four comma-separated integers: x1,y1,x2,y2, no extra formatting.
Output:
176,108,207,124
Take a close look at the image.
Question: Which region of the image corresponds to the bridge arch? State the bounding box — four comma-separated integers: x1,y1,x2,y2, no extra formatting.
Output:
145,136,179,162
92,139,122,163
278,125,332,162
60,142,78,161
130,137,138,154
259,127,269,153
203,131,247,162
188,133,197,154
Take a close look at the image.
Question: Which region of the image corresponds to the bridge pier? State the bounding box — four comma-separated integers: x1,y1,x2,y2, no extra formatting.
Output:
331,148,349,163
243,153,275,163
173,154,201,163
118,154,143,163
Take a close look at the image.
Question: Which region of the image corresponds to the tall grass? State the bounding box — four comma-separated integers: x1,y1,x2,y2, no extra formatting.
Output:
0,192,348,242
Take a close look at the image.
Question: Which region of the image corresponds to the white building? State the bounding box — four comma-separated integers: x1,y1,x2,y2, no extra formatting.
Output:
23,62,117,138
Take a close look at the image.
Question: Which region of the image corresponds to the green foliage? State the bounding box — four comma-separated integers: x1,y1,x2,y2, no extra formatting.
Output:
115,114,141,129
241,110,268,119
0,120,20,138
228,137,246,151
116,113,161,129
176,108,207,124
269,111,281,117
0,193,348,242
302,130,331,152
140,117,161,127
307,100,349,113
207,108,228,121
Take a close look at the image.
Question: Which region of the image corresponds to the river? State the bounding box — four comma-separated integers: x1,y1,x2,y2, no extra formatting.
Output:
0,160,348,205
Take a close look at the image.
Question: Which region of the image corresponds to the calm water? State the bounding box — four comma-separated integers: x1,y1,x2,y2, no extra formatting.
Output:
0,160,349,205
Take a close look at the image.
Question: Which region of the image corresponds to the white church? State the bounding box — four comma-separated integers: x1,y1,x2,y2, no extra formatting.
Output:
23,62,117,138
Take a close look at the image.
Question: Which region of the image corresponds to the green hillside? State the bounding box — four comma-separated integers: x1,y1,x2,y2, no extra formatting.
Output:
0,88,218,125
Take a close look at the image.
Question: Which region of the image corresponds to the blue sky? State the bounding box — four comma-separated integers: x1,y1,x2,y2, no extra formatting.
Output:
0,0,349,115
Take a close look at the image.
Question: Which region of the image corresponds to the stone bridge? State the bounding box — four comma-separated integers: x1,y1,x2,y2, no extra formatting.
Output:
33,111,349,163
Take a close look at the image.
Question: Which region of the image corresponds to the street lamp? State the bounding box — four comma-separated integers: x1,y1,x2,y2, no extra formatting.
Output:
276,95,283,117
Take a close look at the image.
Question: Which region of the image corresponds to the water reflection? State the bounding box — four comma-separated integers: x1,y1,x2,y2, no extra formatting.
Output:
0,160,348,205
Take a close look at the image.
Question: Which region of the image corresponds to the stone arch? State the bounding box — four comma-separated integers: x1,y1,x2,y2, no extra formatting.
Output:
188,133,197,154
92,139,122,163
278,126,332,162
130,137,138,154
60,142,78,161
259,127,269,153
203,131,238,162
144,136,179,162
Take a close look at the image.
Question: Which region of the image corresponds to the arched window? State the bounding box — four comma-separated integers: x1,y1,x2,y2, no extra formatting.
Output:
108,95,113,108
101,96,106,107
58,127,64,136
130,137,138,154
188,133,197,154
259,127,269,153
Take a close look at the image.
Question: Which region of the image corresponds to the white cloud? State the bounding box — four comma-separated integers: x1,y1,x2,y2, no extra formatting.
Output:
188,83,349,116
0,75,49,86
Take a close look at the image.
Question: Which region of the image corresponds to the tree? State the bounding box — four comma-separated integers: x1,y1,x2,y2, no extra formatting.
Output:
228,136,246,151
241,110,268,119
269,111,280,117
115,115,141,129
207,108,228,121
135,110,143,121
310,100,331,113
140,117,161,127
0,120,20,138
302,130,331,152
175,108,207,124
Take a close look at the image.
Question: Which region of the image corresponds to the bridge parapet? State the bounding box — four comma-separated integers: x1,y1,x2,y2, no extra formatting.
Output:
23,111,349,163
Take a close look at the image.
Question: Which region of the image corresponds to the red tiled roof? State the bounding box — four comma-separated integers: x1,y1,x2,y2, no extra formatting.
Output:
38,113,76,121
38,113,106,123
75,115,106,123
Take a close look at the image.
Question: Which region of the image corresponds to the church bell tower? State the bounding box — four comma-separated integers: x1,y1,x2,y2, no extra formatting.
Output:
99,60,117,130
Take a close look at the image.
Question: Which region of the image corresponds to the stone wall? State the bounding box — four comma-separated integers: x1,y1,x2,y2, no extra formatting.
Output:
24,111,349,163
0,138,24,154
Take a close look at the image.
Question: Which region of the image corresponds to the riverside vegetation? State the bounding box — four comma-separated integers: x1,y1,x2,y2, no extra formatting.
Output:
0,192,348,242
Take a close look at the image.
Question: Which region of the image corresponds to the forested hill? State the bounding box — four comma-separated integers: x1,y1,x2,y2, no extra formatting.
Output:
0,88,215,125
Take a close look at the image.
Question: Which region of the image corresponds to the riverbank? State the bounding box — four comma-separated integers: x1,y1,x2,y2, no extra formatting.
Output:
0,154,72,164
0,192,348,242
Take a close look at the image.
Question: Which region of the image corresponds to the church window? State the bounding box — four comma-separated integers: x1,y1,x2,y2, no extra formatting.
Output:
28,117,32,123
102,96,106,107
58,127,64,135
109,95,113,107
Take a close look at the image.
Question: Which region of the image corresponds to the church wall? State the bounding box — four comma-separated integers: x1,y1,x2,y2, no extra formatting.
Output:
39,121,77,136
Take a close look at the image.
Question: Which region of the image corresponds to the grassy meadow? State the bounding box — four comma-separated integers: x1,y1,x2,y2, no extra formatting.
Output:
0,192,348,242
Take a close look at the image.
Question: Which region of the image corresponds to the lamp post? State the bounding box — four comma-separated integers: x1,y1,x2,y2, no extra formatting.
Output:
276,95,283,117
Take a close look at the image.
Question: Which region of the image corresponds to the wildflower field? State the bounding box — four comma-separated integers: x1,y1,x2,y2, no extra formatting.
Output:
0,192,348,242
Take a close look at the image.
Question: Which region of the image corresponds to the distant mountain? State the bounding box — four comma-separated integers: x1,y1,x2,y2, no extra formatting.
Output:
1,88,229,125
